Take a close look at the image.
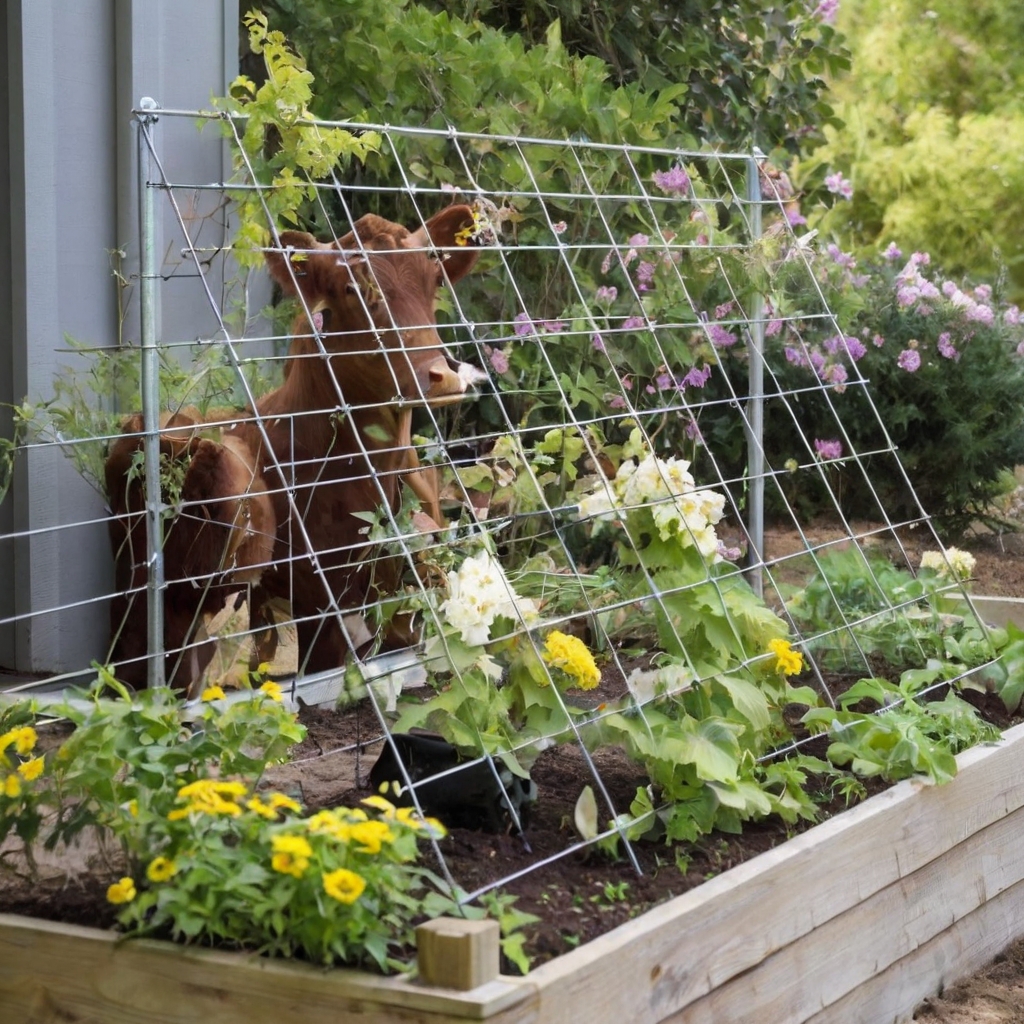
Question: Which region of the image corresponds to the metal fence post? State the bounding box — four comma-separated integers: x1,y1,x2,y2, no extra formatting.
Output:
745,152,765,598
137,98,165,688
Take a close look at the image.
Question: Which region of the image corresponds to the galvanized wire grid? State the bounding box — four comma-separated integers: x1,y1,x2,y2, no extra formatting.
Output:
1,108,997,898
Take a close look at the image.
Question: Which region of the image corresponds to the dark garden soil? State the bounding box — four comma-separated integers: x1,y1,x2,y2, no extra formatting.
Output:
3,519,1024,1013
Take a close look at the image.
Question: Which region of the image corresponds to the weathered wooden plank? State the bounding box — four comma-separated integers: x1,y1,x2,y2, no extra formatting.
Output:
0,914,535,1024
662,801,1024,1022
805,877,1024,1024
524,722,1024,1024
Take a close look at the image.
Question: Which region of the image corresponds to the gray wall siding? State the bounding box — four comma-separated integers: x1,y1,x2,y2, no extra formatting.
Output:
1,0,238,676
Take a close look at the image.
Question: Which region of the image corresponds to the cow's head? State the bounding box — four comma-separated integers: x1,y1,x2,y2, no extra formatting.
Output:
265,205,486,407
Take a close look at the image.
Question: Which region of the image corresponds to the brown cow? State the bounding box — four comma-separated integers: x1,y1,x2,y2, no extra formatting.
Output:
105,205,484,693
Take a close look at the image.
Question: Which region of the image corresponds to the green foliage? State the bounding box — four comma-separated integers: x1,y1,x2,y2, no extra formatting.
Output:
0,670,469,972
803,0,1024,298
216,10,382,264
264,0,849,154
802,672,999,783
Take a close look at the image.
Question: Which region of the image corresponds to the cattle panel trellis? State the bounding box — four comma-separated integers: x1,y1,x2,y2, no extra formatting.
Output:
0,105,1001,906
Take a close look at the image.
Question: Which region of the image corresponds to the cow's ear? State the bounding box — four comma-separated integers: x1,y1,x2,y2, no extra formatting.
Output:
405,205,481,284
265,230,326,296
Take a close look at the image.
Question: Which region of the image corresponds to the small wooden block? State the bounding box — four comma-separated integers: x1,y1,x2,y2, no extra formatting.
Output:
416,917,500,991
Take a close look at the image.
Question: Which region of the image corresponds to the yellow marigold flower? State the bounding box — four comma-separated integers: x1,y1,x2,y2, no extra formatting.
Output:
106,877,137,904
0,726,37,756
259,681,284,702
3,773,21,798
256,662,272,676
322,868,366,904
768,638,804,677
146,856,178,882
542,631,601,690
246,796,277,820
268,792,302,814
17,756,44,781
169,779,244,819
201,685,226,702
270,834,313,878
361,794,396,815
307,810,351,841
349,819,394,854
127,799,139,817
395,806,447,837
178,779,248,800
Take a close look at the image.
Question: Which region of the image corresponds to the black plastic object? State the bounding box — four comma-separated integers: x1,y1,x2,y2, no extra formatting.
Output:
368,731,536,833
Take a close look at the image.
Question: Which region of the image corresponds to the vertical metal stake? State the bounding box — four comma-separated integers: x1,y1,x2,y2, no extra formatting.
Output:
137,98,165,688
745,153,765,598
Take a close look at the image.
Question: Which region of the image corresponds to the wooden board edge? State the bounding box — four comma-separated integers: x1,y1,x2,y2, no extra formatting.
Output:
804,876,1024,1024
0,914,536,1022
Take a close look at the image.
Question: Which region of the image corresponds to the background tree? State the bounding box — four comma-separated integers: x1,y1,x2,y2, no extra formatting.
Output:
803,0,1024,299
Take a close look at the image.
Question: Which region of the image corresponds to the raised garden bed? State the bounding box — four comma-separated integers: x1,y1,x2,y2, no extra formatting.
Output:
5,718,1024,1024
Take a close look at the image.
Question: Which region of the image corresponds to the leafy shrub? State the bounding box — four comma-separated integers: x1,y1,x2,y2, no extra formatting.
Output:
750,242,1024,535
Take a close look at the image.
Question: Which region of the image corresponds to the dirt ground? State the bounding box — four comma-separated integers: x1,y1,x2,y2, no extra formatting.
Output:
3,520,1024,1020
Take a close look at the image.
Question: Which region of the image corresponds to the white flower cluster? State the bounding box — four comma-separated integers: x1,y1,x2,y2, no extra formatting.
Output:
920,547,976,583
439,549,539,646
578,453,726,559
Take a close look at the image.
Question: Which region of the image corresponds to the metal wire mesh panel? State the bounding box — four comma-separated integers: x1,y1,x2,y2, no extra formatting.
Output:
0,108,1001,902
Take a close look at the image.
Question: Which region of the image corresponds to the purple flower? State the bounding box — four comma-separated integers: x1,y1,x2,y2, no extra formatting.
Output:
628,233,649,248
824,171,853,200
844,336,867,361
897,348,922,372
682,364,712,389
636,261,657,287
873,333,885,347
708,324,737,348
595,285,618,303
1005,305,1021,326
645,384,656,394
823,363,848,388
937,333,958,360
915,303,933,317
609,395,627,409
911,251,931,266
715,301,735,319
785,345,808,367
685,417,703,442
897,286,920,308
552,221,567,235
941,280,958,298
786,208,808,227
966,303,994,325
766,318,783,337
695,233,709,246
655,372,673,390
826,243,856,268
823,334,842,355
540,319,565,333
814,0,839,24
489,347,510,374
513,312,534,336
622,315,646,331
882,242,903,262
591,333,605,352
814,438,843,460
918,280,941,301
974,284,992,301
809,350,826,376
652,165,691,196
